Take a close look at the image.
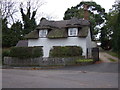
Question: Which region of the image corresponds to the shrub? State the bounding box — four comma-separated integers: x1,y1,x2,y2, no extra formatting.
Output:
2,49,10,64
49,46,83,57
2,49,10,61
10,47,43,59
32,46,43,58
2,49,10,57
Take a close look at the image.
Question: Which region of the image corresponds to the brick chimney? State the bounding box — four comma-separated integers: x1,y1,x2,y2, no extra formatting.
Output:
83,4,89,20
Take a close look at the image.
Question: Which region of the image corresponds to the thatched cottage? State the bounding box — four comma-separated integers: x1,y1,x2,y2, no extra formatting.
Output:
21,17,94,58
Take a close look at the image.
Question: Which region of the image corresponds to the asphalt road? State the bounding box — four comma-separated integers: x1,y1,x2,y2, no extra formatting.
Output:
2,62,118,88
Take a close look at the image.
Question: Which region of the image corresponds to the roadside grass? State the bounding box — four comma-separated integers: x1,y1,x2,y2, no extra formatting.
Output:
108,58,117,62
76,59,93,63
107,51,119,59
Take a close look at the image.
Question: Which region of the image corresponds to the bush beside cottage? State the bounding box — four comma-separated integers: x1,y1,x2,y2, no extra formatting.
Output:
49,46,83,57
2,47,43,60
9,47,43,59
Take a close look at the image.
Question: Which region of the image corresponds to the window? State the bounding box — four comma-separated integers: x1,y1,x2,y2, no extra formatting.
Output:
39,30,48,37
68,28,78,36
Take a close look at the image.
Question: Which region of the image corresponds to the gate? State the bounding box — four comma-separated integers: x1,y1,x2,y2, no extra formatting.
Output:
92,48,99,61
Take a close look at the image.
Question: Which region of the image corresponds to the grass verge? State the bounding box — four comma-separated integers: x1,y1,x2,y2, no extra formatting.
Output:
76,59,93,63
108,58,117,62
107,51,119,59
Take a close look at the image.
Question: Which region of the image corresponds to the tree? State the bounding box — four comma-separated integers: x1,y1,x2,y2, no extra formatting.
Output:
2,0,45,47
1,0,20,47
2,19,23,47
110,1,120,53
63,1,106,40
20,0,44,35
1,0,18,24
100,1,120,52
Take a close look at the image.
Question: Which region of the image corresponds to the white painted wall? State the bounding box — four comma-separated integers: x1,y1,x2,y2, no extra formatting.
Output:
28,37,87,57
86,28,92,49
86,29,93,58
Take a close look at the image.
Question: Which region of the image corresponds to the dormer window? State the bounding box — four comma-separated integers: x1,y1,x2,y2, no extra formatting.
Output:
39,30,48,37
68,28,78,36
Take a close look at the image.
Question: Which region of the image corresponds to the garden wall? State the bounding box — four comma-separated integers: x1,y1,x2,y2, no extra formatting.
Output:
4,57,84,66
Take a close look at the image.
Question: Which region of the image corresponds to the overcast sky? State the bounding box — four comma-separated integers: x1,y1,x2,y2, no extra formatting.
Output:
13,0,116,24
39,0,115,20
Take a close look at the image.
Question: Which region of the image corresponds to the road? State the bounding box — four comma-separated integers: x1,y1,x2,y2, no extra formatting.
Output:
2,62,118,88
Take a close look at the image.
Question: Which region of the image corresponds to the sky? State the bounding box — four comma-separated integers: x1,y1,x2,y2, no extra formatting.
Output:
10,0,116,24
38,0,116,21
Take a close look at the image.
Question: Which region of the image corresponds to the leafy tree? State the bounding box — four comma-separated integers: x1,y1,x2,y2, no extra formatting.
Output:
100,1,120,52
1,0,18,24
111,1,120,53
1,0,20,47
2,18,10,47
100,26,112,50
2,20,23,47
2,0,44,47
20,0,43,35
63,1,106,40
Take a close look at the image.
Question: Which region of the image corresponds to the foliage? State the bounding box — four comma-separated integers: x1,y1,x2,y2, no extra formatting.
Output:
49,46,83,57
2,0,44,47
2,19,24,47
2,49,10,58
9,47,43,59
20,1,37,35
2,49,10,64
63,1,106,40
100,26,112,50
100,1,120,53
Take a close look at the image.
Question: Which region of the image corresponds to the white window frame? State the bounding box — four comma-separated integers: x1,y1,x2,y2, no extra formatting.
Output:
68,28,78,36
39,30,48,37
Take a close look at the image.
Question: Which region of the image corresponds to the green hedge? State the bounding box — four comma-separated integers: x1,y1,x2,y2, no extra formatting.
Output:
10,46,43,59
49,46,83,57
2,49,10,58
2,49,10,64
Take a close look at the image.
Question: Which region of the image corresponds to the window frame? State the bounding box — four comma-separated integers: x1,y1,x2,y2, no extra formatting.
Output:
39,30,48,38
68,28,78,36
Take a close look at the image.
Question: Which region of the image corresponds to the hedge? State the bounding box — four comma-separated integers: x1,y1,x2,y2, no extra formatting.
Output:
10,46,43,59
2,49,10,58
2,49,10,64
49,46,83,57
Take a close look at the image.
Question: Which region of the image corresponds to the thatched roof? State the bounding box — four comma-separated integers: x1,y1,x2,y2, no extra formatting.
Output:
78,26,89,37
39,17,90,28
47,28,68,38
24,30,39,39
36,25,53,30
25,17,90,39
